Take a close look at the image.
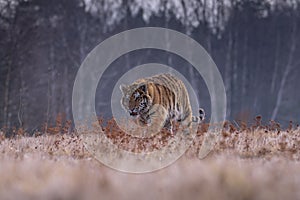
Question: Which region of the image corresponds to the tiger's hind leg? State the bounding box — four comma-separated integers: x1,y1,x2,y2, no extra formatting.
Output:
177,112,193,135
180,108,205,135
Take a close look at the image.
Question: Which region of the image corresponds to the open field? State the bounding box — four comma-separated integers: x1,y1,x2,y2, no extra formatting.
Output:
0,121,299,200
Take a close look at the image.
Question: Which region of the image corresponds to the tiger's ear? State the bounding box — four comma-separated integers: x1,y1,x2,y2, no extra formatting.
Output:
139,84,147,93
120,84,128,94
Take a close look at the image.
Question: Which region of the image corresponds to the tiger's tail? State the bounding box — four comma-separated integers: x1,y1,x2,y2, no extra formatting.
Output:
192,108,205,123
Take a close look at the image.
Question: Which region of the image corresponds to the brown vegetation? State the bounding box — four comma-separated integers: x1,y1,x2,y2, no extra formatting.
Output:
0,116,299,200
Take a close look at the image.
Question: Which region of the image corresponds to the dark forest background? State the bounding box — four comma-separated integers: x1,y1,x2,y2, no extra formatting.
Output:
1,0,300,132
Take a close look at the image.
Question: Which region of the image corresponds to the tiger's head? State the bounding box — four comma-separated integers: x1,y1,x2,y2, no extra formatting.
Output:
120,84,152,118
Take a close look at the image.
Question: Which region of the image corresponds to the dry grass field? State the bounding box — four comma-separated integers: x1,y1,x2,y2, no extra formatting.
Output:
0,118,299,200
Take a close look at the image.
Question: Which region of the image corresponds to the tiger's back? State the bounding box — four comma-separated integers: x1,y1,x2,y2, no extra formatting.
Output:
146,74,193,125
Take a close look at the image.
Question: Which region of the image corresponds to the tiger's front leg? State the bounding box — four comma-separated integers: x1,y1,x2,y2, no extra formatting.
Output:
144,104,168,135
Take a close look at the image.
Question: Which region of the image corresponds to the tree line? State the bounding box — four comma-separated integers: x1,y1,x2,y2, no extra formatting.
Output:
0,0,300,132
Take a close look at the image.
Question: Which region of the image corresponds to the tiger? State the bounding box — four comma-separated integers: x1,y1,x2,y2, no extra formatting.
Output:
120,73,205,135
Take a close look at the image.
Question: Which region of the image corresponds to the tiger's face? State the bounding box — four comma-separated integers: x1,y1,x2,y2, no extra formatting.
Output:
120,84,152,118
128,86,151,117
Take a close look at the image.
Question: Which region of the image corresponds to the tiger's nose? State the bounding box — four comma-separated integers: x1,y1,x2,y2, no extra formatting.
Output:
129,110,138,116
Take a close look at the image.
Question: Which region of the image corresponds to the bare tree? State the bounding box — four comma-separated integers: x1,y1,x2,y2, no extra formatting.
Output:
271,16,298,120
1,0,19,128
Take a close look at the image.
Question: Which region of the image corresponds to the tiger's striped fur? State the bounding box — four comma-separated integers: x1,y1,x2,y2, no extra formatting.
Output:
120,73,205,134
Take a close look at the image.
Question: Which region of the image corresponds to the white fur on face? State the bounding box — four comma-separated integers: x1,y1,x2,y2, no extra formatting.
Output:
134,92,140,99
